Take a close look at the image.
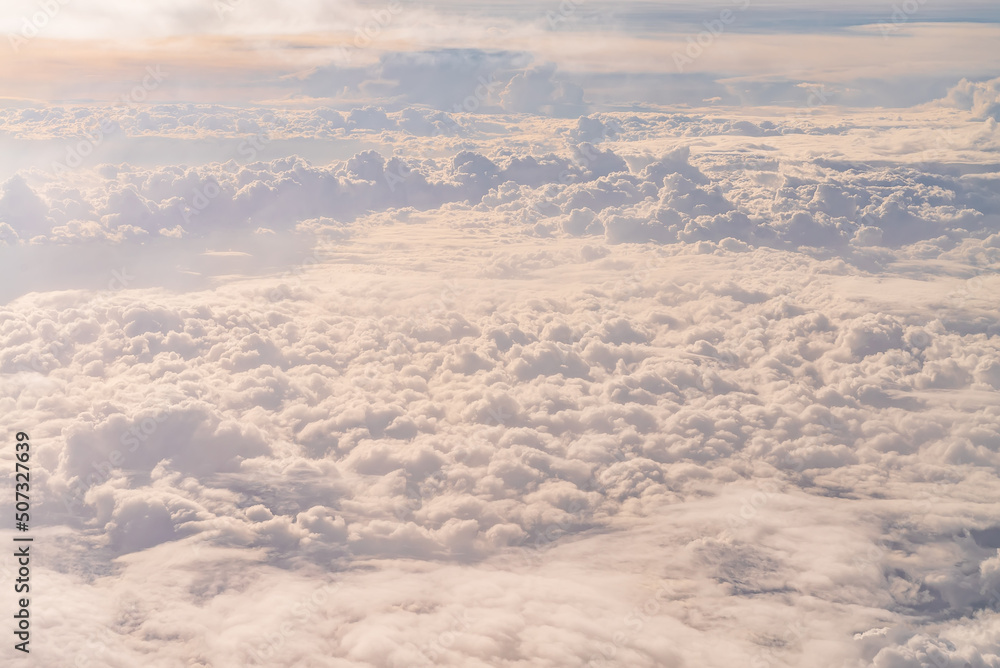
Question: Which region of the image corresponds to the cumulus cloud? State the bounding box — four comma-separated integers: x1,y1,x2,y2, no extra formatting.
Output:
939,77,1000,121
3,49,1000,668
4,104,998,260
297,49,586,116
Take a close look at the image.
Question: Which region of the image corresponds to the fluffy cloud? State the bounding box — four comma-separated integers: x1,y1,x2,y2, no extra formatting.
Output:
940,77,1000,121
297,49,585,116
3,103,999,260
2,93,1000,667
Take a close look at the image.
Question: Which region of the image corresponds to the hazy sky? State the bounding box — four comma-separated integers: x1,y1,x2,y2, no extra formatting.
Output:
3,0,999,107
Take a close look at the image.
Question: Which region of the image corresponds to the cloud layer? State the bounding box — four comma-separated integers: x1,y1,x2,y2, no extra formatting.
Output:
0,83,998,667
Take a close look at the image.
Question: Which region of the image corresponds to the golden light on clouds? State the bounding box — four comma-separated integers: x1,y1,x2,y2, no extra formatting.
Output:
1,3,1000,667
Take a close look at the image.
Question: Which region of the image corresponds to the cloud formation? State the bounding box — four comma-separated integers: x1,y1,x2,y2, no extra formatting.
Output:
1,35,999,668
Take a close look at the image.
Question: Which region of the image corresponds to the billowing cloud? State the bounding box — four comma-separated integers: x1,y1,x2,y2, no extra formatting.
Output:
2,4,1000,666
939,76,1000,120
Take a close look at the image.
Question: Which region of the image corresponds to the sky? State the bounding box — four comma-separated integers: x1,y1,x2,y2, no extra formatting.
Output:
2,0,999,107
1,1,1000,667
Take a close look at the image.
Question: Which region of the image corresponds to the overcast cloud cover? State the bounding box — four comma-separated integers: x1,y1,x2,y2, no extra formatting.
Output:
1,1,1000,667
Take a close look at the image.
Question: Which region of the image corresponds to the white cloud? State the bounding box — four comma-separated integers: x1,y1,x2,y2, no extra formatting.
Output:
939,77,1000,121
2,85,1000,668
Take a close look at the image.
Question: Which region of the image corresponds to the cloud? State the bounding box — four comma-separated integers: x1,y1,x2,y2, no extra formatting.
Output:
294,49,589,117
939,76,1000,121
3,86,1000,668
